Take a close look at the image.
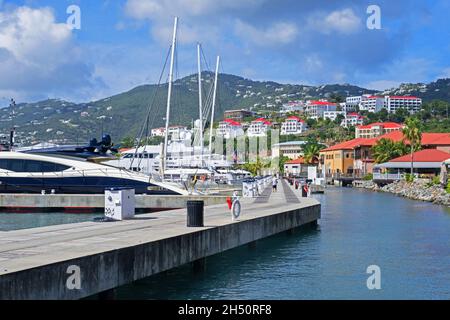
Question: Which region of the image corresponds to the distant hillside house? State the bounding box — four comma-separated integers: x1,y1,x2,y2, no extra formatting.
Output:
341,112,365,128
323,111,346,121
282,101,305,113
247,118,272,137
223,109,254,121
305,100,337,119
355,122,403,139
217,119,244,139
281,116,308,135
151,125,189,139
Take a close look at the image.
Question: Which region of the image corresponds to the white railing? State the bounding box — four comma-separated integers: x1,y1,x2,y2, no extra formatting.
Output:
373,172,402,180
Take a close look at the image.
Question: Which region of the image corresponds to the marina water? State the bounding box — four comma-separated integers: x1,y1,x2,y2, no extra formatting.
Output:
1,187,449,299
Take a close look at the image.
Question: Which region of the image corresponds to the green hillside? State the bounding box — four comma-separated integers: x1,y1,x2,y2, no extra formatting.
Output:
1,73,449,146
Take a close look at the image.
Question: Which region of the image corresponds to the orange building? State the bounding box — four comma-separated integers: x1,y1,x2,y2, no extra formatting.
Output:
320,132,450,177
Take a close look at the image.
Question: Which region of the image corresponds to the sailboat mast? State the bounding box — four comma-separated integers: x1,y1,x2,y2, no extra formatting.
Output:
197,43,204,163
162,17,178,175
209,56,220,155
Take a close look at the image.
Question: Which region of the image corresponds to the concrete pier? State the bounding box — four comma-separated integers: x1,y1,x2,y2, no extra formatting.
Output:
0,194,228,212
0,180,320,300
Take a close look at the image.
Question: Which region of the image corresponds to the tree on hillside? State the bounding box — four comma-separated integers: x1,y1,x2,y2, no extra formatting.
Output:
372,138,409,164
402,117,423,175
120,136,136,148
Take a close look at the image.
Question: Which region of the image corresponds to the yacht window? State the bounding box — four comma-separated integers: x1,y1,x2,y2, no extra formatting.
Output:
0,159,70,172
123,154,133,159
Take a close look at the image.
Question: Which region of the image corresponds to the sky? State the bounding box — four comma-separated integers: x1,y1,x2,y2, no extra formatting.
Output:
0,0,449,105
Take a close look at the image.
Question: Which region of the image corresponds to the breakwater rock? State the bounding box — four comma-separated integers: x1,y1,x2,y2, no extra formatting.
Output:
353,179,450,206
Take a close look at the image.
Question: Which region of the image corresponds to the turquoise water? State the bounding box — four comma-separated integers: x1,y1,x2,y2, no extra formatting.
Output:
115,188,450,299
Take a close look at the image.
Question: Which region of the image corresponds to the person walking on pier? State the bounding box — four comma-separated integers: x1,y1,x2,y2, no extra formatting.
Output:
272,175,278,192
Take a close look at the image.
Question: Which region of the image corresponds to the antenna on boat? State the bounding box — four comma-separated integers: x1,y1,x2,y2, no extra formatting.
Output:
197,43,204,166
9,98,16,151
209,56,220,156
162,16,178,177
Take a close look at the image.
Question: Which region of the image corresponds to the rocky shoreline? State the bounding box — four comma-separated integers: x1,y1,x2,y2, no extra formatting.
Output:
353,179,450,206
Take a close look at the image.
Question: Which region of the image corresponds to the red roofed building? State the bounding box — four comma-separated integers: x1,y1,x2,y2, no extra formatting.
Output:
319,131,450,177
247,118,272,137
356,122,404,139
373,149,450,180
217,119,244,139
305,100,338,119
281,116,308,135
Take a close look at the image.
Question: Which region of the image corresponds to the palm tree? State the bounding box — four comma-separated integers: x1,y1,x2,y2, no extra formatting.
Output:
303,143,322,164
372,138,409,164
402,117,422,175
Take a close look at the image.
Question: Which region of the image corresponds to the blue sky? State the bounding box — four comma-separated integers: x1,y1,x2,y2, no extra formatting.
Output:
0,0,449,105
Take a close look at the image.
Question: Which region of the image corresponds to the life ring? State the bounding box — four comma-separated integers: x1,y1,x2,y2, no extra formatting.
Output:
231,200,241,220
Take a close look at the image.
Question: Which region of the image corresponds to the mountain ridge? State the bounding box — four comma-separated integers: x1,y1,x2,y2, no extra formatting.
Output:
1,73,449,146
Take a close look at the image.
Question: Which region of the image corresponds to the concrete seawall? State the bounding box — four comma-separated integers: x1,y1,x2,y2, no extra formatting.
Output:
0,194,228,212
0,181,320,300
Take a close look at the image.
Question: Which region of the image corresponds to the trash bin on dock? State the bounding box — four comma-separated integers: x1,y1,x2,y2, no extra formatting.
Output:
104,188,135,221
187,200,204,227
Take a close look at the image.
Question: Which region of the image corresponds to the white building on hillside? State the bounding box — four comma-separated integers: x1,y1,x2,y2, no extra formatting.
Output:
323,111,346,121
281,116,308,135
360,96,385,113
247,118,272,137
341,112,365,128
305,100,338,119
151,126,190,140
217,119,245,139
385,96,422,114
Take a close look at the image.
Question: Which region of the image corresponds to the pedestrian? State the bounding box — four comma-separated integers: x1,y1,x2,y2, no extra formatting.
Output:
272,175,278,192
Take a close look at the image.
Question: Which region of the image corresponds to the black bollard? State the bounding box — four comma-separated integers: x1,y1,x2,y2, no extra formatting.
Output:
187,200,204,227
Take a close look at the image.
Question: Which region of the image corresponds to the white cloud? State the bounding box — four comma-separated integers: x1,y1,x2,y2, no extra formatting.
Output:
308,8,362,35
124,0,266,44
234,20,298,46
125,0,265,19
0,6,101,102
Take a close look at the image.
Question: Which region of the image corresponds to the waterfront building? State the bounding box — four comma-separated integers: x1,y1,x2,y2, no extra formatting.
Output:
319,138,365,176
281,116,308,135
272,141,308,159
247,118,272,137
217,119,245,139
355,122,404,139
305,100,337,119
322,131,450,177
373,149,450,180
223,109,254,121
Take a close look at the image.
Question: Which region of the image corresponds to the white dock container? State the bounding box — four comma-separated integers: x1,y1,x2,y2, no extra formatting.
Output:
104,188,135,220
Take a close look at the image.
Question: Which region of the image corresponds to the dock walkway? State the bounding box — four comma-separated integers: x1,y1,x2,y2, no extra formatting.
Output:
0,182,320,300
